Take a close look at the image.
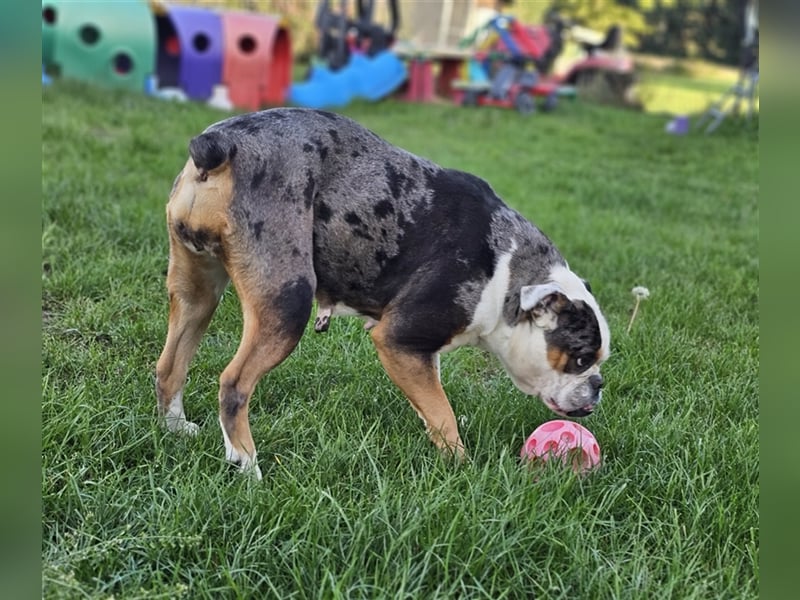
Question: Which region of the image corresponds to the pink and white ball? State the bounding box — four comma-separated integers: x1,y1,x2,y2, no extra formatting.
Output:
520,420,601,474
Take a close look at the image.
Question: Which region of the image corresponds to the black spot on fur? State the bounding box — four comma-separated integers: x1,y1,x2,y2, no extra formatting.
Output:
342,211,373,240
274,277,313,339
220,383,246,418
351,150,361,158
174,221,223,257
270,171,284,187
328,129,340,144
251,220,264,241
345,212,362,226
303,143,314,153
227,118,262,135
251,167,267,191
545,300,602,374
176,221,205,248
303,171,316,209
313,110,339,121
317,201,333,223
373,199,394,219
353,229,374,241
385,161,408,199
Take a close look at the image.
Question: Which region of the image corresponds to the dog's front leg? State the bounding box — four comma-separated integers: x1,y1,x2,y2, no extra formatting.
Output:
370,321,465,460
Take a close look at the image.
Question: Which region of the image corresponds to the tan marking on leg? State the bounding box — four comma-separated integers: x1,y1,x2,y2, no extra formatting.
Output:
156,232,229,431
370,320,464,459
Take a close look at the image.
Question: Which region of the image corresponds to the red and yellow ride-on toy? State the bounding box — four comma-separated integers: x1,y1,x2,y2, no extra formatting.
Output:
453,12,636,114
454,54,560,115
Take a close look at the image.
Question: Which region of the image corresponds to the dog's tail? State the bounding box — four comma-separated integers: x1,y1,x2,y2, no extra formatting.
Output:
189,130,238,172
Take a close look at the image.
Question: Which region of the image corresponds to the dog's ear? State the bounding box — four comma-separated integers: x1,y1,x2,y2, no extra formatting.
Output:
519,283,569,330
189,130,238,172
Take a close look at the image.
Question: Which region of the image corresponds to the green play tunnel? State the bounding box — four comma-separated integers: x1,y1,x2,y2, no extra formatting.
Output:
46,0,156,93
42,0,63,67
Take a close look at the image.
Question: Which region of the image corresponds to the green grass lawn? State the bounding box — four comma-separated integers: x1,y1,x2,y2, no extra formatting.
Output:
42,80,758,598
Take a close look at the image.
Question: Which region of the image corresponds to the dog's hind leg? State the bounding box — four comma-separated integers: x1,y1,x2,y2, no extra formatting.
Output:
370,320,465,460
217,268,314,480
156,239,229,435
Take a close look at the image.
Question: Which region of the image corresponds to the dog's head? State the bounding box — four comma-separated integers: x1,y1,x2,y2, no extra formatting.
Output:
502,265,610,417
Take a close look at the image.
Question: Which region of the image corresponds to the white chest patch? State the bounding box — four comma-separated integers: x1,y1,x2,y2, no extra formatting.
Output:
440,249,516,353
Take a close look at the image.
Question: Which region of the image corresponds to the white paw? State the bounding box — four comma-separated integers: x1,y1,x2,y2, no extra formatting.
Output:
239,460,263,481
226,446,262,481
224,441,241,463
169,419,200,436
163,391,199,435
220,418,262,480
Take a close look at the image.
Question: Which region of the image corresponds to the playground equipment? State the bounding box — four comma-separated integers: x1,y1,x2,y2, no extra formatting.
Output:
154,4,224,101
289,0,406,109
453,15,562,114
454,12,636,112
221,11,292,110
42,0,61,67
42,0,157,94
455,58,556,115
315,0,399,70
42,0,293,111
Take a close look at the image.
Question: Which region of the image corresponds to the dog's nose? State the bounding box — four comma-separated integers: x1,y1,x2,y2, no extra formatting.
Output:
589,374,604,392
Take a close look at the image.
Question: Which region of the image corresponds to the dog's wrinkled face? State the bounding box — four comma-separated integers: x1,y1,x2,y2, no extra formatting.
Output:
503,265,610,417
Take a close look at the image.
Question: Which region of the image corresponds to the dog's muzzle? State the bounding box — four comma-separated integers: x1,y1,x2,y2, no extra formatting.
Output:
566,374,604,418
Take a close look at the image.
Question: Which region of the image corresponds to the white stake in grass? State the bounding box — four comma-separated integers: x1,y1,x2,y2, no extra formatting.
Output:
627,286,650,334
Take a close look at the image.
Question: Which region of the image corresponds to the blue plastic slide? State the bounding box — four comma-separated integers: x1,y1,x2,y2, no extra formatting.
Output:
289,50,406,109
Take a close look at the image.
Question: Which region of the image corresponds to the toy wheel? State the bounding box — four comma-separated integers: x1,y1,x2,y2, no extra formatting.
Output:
542,93,558,112
514,92,535,115
462,90,480,107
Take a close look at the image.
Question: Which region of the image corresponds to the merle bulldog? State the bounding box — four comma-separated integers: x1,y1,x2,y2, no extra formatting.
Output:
155,108,610,479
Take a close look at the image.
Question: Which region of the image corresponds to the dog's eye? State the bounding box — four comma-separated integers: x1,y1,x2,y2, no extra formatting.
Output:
577,357,586,367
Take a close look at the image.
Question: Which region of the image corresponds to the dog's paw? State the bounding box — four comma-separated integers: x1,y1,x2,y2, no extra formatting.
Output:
165,416,200,436
161,390,199,436
314,314,330,333
228,452,263,481
435,440,467,465
239,461,263,481
178,420,200,436
223,439,263,481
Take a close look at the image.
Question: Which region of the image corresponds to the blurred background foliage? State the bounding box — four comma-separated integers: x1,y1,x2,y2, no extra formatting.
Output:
162,0,751,67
